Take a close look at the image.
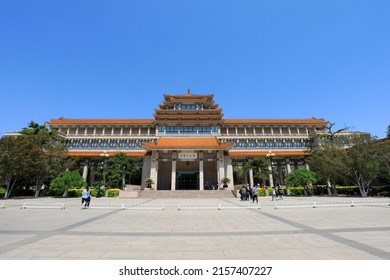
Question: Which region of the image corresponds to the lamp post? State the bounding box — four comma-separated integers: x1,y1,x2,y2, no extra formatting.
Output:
266,150,275,187
96,151,109,198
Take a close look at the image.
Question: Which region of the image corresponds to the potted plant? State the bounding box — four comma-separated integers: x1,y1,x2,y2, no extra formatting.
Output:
145,178,154,189
220,177,231,188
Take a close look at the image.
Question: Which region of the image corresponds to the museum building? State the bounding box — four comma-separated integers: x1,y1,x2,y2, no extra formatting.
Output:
47,91,328,190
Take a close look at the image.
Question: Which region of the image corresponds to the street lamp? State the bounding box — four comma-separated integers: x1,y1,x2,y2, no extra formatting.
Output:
266,150,275,187
96,151,109,198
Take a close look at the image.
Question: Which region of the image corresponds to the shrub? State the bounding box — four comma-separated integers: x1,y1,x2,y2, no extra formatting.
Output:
65,187,120,197
257,187,266,197
12,188,35,197
106,188,120,197
46,188,63,197
67,188,84,197
288,187,305,196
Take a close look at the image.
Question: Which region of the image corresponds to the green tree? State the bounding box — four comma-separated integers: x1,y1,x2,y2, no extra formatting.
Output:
343,134,381,196
233,163,245,184
285,168,317,196
246,157,270,185
104,153,142,189
387,123,390,138
317,122,348,142
377,139,390,183
19,121,69,197
0,136,36,198
50,171,86,196
20,121,48,135
308,142,347,195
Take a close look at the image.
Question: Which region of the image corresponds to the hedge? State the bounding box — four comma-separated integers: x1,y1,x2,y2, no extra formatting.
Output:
67,188,121,197
254,185,389,197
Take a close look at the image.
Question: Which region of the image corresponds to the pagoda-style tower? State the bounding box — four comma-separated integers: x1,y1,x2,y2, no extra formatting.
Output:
153,89,223,126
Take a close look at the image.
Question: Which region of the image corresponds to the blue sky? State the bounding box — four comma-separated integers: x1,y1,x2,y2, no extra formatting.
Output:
1,0,389,138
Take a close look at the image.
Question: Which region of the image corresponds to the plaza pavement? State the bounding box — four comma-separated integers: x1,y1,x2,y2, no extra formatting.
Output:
0,195,389,260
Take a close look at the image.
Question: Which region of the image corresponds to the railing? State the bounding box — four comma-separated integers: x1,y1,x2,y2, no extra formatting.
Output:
64,133,311,138
21,202,65,210
86,203,165,210
274,199,390,209
66,134,159,138
177,202,261,210
219,133,309,138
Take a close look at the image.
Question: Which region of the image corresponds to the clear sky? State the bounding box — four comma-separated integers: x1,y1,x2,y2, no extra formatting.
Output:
1,0,389,138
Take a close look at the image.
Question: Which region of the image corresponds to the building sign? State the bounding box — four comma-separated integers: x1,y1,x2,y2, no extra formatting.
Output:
178,152,197,161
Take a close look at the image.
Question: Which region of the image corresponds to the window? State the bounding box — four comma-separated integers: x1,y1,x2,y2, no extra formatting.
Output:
166,126,178,134
181,104,196,110
180,126,197,134
258,140,266,147
276,140,285,147
248,140,256,147
198,126,211,134
157,126,165,134
268,141,275,147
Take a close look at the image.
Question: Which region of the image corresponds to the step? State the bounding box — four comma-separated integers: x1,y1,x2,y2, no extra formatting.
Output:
139,190,236,199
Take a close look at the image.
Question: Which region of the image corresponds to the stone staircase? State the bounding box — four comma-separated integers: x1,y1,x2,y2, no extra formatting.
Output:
139,189,236,199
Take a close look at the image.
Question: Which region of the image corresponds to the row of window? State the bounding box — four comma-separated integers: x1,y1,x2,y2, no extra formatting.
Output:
157,126,219,135
65,138,311,150
65,139,149,149
222,139,311,148
169,103,211,110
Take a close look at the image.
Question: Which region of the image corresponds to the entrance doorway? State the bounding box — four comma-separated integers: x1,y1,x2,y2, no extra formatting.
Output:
176,171,199,190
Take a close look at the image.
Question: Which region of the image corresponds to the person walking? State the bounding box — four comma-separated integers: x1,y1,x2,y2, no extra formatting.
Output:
271,186,277,201
239,185,247,201
277,184,284,200
247,185,252,201
81,187,91,208
252,186,259,203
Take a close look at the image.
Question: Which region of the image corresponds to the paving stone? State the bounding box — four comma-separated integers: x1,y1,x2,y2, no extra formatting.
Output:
0,196,389,260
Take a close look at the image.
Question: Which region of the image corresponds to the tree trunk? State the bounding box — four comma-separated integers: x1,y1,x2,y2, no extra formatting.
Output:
4,176,18,199
326,178,332,195
4,190,11,199
34,179,43,198
354,170,374,197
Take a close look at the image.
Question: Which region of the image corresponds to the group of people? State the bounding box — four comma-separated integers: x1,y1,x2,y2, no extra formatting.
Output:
240,184,284,202
239,185,259,203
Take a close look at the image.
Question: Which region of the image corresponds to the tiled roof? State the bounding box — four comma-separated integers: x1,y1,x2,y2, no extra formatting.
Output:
163,92,213,99
228,150,308,156
143,137,233,150
47,117,154,125
154,108,223,114
47,117,327,126
66,151,147,157
223,118,328,125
